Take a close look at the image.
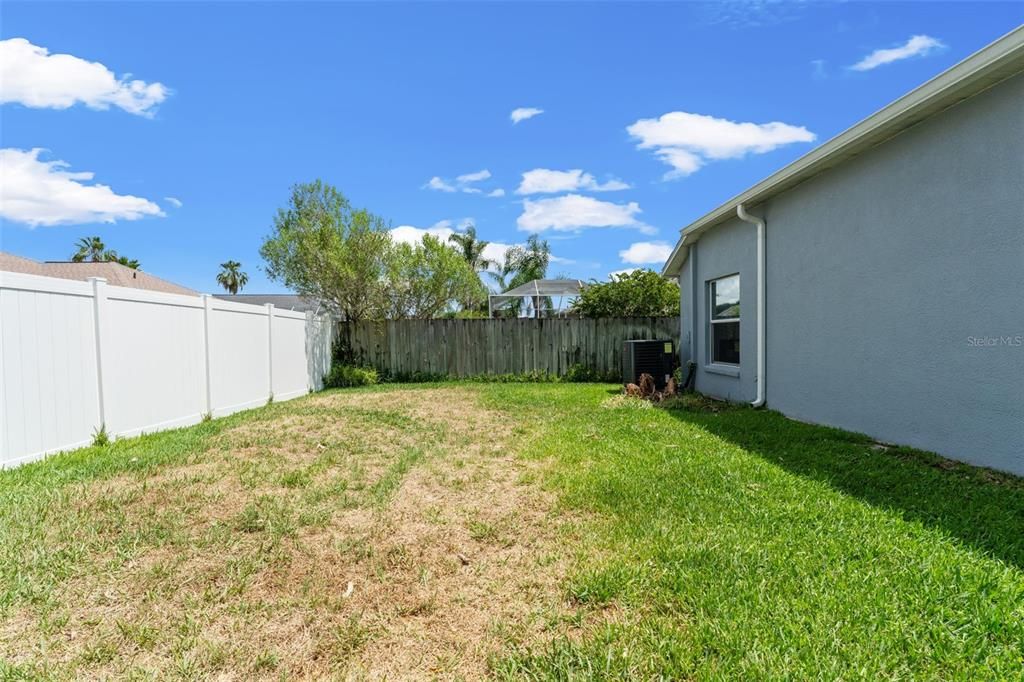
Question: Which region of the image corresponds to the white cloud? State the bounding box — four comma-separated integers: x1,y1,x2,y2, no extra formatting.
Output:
517,194,655,235
0,38,169,117
424,169,501,196
164,196,183,208
850,35,945,71
654,148,704,176
456,169,491,183
389,220,578,274
484,238,571,271
627,111,816,178
482,242,515,270
510,107,544,124
619,241,674,265
609,268,638,279
390,218,477,246
516,169,630,195
424,176,457,192
390,219,514,272
0,148,164,227
390,221,456,246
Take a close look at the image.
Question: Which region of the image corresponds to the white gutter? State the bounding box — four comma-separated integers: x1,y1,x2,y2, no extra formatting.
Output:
736,204,765,408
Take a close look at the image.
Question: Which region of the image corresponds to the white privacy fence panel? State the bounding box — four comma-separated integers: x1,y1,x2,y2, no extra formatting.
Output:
105,290,207,438
0,271,334,468
1,276,100,465
272,309,309,401
208,299,272,416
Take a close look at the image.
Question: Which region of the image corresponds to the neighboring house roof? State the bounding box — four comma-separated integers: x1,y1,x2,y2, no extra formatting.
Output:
213,294,322,313
0,252,198,296
0,252,50,277
662,25,1024,277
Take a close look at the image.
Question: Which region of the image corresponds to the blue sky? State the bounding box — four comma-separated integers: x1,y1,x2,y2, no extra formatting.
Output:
1,1,1021,293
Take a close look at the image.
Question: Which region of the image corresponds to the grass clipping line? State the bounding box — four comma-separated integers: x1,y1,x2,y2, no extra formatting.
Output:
0,387,584,680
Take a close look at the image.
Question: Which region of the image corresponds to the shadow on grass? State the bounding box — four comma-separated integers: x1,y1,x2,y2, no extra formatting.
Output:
662,403,1024,569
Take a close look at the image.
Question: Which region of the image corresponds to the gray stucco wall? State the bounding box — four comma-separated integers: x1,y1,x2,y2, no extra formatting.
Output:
680,217,759,403
680,71,1024,474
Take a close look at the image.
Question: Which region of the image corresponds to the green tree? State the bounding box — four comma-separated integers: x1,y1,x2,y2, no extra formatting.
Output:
102,250,141,270
216,260,249,294
447,225,494,311
386,235,486,318
72,236,106,262
70,237,140,269
494,234,551,317
504,234,550,284
448,225,495,273
113,256,141,270
260,181,393,322
572,269,680,318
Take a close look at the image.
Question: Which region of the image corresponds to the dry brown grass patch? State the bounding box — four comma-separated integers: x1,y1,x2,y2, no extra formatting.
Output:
1,385,588,680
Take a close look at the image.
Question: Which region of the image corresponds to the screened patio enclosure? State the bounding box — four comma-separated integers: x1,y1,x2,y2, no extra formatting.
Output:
488,278,584,318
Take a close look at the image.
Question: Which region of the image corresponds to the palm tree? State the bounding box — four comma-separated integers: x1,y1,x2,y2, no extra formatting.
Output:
510,235,551,283
72,236,106,262
107,251,142,268
70,237,141,269
490,235,551,317
448,226,495,272
217,261,249,295
448,226,495,312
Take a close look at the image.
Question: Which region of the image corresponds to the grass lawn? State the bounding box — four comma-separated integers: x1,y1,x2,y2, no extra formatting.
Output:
2,384,1022,679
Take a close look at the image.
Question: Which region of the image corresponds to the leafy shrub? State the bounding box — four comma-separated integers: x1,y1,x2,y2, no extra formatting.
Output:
572,269,680,318
324,364,379,388
565,363,620,383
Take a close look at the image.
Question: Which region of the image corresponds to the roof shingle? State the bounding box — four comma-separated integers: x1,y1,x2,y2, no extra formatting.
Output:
0,252,198,296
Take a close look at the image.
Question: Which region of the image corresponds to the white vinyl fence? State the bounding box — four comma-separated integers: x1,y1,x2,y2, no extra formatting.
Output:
0,271,334,468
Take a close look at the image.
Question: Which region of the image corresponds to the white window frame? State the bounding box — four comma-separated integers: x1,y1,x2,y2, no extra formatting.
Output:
708,274,740,368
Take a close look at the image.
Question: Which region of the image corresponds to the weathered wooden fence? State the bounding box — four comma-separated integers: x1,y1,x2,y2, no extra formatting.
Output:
338,317,680,378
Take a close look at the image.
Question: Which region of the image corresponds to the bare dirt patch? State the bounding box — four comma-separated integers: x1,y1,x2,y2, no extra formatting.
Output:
1,386,585,680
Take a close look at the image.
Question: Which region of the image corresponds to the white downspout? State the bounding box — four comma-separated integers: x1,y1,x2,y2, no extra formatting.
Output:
736,204,766,408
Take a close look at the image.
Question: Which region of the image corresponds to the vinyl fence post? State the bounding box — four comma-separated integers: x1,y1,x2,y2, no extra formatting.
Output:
304,311,312,392
266,303,275,400
201,294,214,415
88,277,111,433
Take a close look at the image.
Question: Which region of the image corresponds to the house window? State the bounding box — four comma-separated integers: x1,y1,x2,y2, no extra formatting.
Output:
709,274,740,365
